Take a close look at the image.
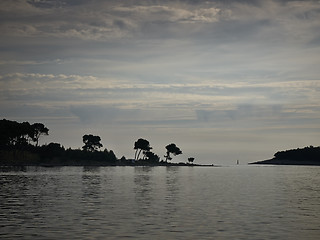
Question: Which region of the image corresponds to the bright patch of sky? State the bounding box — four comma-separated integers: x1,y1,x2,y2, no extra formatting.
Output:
1,0,320,164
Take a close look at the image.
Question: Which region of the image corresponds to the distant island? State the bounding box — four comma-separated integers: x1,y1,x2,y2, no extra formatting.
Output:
0,119,213,167
250,146,320,166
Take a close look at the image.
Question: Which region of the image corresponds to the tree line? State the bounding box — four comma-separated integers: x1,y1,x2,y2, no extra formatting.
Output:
133,138,190,164
0,119,117,165
0,119,195,166
274,146,320,161
132,138,195,164
0,119,49,148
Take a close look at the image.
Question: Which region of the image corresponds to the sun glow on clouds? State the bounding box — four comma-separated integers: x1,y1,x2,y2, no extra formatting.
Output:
1,0,320,164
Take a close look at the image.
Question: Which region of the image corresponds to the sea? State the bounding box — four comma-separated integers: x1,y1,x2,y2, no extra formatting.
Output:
0,165,319,240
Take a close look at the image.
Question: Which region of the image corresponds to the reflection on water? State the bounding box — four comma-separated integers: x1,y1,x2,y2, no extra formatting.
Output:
0,166,319,239
134,167,153,204
164,166,180,223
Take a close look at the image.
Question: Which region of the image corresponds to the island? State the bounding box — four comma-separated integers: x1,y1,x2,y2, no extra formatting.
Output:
250,146,320,166
0,119,214,167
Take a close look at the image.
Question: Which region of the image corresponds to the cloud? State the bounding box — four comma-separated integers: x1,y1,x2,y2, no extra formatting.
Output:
1,72,319,105
1,0,319,80
1,0,320,163
0,0,318,43
1,72,319,130
0,1,128,40
113,5,222,24
196,103,320,131
0,72,98,88
0,59,62,66
69,105,141,124
27,0,87,8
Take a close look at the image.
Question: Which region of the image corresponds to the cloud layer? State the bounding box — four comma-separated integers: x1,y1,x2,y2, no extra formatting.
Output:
1,0,320,164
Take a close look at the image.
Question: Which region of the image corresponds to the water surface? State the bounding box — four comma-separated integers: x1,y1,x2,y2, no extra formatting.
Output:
0,165,319,239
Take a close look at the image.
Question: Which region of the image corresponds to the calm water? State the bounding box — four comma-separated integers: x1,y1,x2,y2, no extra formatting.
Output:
0,165,319,239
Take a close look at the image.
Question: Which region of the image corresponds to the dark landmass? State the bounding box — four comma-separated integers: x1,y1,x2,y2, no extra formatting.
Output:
250,146,320,166
0,119,213,167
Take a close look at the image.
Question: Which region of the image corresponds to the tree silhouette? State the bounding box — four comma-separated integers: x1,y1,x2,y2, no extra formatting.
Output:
145,151,160,163
14,121,31,146
164,143,182,162
82,134,103,152
31,123,49,146
134,138,152,160
188,157,195,164
0,119,49,148
274,146,320,161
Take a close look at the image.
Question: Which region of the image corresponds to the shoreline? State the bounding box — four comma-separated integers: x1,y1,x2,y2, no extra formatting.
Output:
0,158,216,168
0,163,217,168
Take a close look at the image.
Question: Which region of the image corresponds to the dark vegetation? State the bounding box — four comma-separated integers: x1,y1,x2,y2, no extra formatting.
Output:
2,119,318,167
251,146,320,165
0,119,201,166
0,119,117,166
164,143,182,162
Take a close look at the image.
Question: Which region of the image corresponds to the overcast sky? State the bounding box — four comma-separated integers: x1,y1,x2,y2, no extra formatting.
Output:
1,0,320,164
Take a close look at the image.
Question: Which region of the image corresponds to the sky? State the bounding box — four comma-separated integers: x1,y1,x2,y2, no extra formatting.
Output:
1,0,320,165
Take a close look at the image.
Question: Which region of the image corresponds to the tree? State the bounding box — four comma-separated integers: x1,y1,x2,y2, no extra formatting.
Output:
145,151,160,163
0,119,50,148
103,148,117,163
41,143,65,158
82,134,103,152
134,138,152,161
164,143,182,162
188,157,195,164
0,119,19,148
31,123,49,146
0,119,32,148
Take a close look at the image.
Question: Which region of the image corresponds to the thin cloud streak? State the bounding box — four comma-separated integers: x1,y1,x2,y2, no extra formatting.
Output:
1,73,319,127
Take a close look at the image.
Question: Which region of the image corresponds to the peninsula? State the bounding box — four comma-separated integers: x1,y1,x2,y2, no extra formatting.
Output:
250,146,320,166
0,119,213,167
